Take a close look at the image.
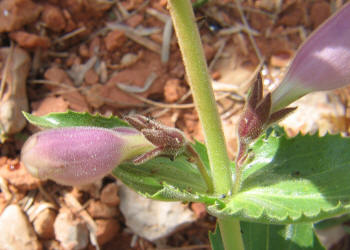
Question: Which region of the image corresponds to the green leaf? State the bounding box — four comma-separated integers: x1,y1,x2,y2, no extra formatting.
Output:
242,222,325,250
209,225,225,250
208,129,350,224
23,110,129,128
113,155,217,203
315,213,350,230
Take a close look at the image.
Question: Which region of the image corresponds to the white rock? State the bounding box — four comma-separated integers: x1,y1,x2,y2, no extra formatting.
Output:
119,184,195,241
316,225,346,249
279,92,344,136
54,209,89,250
0,204,42,250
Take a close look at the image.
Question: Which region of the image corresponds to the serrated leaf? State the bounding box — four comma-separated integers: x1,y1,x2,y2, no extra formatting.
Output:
113,154,217,203
208,130,350,224
242,222,325,250
315,213,350,230
209,225,225,250
23,110,129,128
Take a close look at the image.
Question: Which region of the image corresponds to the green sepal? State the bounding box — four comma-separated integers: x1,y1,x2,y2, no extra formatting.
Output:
22,110,129,128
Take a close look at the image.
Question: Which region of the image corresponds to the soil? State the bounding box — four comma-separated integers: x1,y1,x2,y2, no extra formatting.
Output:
1,0,350,249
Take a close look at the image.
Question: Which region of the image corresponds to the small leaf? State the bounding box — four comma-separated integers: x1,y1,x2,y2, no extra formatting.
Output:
209,225,225,250
113,155,217,203
208,128,350,224
112,140,218,203
23,110,129,128
242,222,325,250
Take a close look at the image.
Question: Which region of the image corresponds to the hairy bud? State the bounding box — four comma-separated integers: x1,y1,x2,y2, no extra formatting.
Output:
21,127,155,186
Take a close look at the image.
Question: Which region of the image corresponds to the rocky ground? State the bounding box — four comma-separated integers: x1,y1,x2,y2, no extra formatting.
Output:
1,0,350,249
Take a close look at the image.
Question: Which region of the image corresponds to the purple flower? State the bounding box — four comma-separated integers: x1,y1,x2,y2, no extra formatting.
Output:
21,127,155,186
271,3,350,112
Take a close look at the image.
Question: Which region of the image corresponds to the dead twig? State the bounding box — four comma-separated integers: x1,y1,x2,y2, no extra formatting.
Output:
234,0,264,63
53,26,87,44
116,72,157,93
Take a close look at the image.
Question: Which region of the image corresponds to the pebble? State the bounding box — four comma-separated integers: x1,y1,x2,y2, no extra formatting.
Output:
10,31,50,49
41,4,66,32
0,0,42,32
0,204,42,250
191,202,207,219
310,1,330,28
33,208,56,239
87,200,117,219
54,209,89,250
0,160,41,191
163,78,186,103
119,184,195,241
104,30,126,52
100,183,120,206
95,219,120,245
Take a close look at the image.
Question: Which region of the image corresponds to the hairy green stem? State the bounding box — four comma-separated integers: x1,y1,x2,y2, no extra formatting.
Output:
219,218,245,250
168,1,244,249
186,144,214,193
168,0,231,195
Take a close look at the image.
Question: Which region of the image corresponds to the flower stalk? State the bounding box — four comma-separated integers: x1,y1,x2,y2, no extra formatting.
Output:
167,0,244,249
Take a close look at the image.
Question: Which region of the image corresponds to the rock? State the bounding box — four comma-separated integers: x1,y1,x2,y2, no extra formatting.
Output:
279,92,345,136
41,4,66,32
164,78,186,103
31,96,69,116
278,3,306,27
95,219,120,245
0,204,42,250
44,67,89,112
191,202,207,219
0,159,41,191
10,31,50,49
87,200,117,219
255,0,279,11
85,85,105,109
119,184,195,241
0,47,30,137
42,240,61,250
104,30,127,52
270,50,293,68
44,67,74,89
84,69,99,85
33,209,56,239
203,44,215,61
126,14,144,28
100,183,120,206
316,225,346,249
54,209,89,250
310,1,331,29
0,0,42,32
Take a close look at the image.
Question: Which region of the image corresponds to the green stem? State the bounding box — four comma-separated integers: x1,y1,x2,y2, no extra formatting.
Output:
168,0,231,195
219,218,245,250
186,144,214,194
168,1,244,249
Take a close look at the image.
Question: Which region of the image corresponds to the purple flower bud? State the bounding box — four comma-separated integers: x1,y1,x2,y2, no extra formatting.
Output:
271,3,350,112
21,127,155,186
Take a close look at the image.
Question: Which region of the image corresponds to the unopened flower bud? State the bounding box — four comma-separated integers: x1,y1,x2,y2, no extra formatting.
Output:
21,127,155,186
271,3,350,112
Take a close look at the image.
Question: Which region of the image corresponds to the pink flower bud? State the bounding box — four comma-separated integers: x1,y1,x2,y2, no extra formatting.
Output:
21,127,155,186
271,3,350,112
